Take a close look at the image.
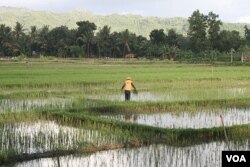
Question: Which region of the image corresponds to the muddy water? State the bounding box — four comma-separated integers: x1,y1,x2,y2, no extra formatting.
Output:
0,121,118,153
13,140,250,167
102,108,250,128
0,98,72,113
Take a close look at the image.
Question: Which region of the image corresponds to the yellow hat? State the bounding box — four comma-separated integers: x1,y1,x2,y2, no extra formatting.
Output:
126,77,132,80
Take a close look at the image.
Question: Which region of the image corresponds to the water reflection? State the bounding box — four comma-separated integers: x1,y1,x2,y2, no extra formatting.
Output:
89,87,250,102
14,140,250,167
0,98,72,113
102,108,250,128
90,92,188,102
0,121,118,154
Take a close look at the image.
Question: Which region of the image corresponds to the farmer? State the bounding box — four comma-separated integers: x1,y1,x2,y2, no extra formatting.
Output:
121,77,137,101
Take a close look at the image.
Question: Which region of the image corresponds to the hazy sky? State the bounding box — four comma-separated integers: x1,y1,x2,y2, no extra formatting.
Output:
1,0,250,23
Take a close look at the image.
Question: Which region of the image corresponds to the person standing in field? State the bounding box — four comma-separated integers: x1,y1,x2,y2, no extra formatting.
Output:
121,77,137,101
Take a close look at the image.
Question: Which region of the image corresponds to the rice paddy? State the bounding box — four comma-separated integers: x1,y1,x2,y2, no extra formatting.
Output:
0,59,250,166
14,140,250,167
101,108,250,128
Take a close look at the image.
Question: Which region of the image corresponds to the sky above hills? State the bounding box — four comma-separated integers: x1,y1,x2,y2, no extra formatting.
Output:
1,0,250,23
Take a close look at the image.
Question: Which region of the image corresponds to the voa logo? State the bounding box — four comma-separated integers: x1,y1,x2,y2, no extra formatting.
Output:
226,155,246,163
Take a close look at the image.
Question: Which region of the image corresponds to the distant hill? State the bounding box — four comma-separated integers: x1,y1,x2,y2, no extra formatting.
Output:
0,6,250,38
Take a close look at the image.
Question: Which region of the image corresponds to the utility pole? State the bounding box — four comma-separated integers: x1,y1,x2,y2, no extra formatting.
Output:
230,48,235,64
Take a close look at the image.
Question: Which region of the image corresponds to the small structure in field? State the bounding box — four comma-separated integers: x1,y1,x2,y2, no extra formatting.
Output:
32,51,40,58
124,53,135,59
241,55,250,62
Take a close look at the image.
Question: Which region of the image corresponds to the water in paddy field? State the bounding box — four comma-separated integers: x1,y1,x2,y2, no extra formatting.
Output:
13,140,250,167
89,92,188,102
0,98,72,113
90,87,250,102
0,121,118,154
102,108,250,128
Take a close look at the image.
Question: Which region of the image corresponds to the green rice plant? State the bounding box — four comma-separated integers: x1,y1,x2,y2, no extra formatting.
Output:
0,149,18,164
41,110,250,146
80,98,250,114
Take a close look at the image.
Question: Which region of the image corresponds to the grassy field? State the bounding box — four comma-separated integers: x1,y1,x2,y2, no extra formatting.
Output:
0,59,250,164
0,59,250,102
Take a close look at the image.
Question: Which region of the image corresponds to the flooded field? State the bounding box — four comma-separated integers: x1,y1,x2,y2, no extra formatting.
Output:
0,98,72,113
102,108,250,128
89,87,250,102
93,92,187,102
13,140,250,167
0,121,119,154
1,62,250,166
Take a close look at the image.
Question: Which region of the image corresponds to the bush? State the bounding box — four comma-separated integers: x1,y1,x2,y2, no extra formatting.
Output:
17,53,26,61
69,46,85,58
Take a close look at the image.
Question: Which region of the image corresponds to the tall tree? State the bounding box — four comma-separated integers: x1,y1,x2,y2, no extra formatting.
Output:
12,22,27,55
29,26,39,55
110,32,123,58
149,29,166,45
188,10,208,52
13,22,25,40
217,30,242,52
38,25,50,54
120,29,131,57
0,24,13,56
76,21,96,57
166,29,179,47
244,25,250,45
134,35,149,57
48,26,72,57
95,25,112,57
207,12,222,50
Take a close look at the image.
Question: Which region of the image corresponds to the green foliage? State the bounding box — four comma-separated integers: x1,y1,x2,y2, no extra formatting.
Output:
217,30,242,52
150,29,166,45
207,12,222,49
69,45,85,58
17,53,26,61
0,7,250,62
188,10,209,52
0,149,18,164
244,25,250,45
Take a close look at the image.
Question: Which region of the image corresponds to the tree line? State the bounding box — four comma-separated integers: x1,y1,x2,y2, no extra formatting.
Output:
1,10,250,62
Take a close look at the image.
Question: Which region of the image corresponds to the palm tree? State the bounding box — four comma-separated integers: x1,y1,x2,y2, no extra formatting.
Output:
121,29,131,57
76,21,96,57
13,22,25,40
29,26,38,56
95,25,111,57
30,26,37,41
76,33,92,57
38,25,50,54
0,24,13,56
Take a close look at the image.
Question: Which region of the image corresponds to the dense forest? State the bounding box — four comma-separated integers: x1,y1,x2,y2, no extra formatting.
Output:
1,9,250,62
